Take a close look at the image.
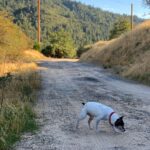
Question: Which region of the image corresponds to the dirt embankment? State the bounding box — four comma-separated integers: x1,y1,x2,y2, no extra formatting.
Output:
15,59,150,150
80,21,150,85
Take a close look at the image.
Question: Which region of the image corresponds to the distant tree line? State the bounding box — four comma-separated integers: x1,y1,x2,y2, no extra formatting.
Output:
144,0,150,5
0,0,144,58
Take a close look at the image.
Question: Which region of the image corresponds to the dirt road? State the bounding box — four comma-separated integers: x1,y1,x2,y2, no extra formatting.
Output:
15,59,150,150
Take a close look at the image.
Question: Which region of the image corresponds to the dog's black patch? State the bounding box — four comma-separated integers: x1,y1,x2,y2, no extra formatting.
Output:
115,116,125,132
82,102,85,105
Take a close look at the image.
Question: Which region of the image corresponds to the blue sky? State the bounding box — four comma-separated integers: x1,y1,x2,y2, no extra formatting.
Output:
75,0,150,19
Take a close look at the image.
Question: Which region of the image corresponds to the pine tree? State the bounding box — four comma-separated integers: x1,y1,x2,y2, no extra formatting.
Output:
109,18,130,39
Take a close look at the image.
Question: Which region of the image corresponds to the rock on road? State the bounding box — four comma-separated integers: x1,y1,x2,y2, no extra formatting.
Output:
15,59,150,150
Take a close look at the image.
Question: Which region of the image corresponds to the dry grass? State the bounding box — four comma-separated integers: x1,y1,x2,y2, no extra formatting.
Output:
0,12,44,149
0,49,46,76
80,20,150,85
92,40,112,48
0,50,42,150
0,50,42,149
80,40,114,63
0,62,38,76
0,71,41,150
24,50,46,61
0,13,32,52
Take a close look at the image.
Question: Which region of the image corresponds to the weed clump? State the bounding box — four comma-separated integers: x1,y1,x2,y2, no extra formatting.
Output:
0,72,40,150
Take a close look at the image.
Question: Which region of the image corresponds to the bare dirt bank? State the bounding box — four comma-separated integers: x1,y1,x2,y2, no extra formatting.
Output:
15,59,150,150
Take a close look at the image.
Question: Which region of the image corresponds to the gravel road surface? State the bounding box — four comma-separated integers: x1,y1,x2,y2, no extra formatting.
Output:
15,59,150,150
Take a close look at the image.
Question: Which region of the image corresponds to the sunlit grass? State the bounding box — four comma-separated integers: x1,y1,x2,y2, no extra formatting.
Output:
0,12,44,149
80,21,150,85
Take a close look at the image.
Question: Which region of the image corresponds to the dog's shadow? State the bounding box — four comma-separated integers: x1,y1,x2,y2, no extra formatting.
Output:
61,119,123,137
74,126,119,137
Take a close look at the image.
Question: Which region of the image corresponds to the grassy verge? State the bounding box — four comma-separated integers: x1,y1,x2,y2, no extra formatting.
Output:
0,71,41,150
80,21,150,85
0,12,45,149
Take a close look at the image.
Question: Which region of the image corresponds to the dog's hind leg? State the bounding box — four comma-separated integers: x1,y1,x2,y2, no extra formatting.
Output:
76,108,87,129
87,113,94,129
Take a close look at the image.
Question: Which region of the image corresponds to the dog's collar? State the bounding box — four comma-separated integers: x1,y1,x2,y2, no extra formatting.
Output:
109,112,116,126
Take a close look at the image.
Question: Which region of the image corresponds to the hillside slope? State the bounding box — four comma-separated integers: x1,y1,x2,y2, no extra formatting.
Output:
79,40,113,61
0,0,143,48
80,21,150,85
0,12,45,75
0,12,32,61
0,12,45,150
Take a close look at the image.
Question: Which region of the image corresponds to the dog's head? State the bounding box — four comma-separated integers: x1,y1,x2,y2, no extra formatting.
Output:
114,116,125,132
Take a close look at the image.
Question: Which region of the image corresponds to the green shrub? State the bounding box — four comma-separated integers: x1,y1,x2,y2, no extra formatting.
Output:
42,45,55,57
77,45,92,57
0,102,37,150
42,30,76,58
109,18,130,39
33,42,40,51
0,72,40,150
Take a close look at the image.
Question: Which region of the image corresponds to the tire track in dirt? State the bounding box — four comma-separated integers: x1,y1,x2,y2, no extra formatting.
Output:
15,59,150,150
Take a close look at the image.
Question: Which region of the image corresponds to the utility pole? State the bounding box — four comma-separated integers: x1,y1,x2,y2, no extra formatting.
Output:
38,0,41,44
131,3,133,30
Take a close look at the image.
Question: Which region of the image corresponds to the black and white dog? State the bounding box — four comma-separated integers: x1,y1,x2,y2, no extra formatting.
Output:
76,102,125,133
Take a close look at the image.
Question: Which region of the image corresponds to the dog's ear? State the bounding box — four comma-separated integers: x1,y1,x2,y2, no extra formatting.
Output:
82,102,85,105
120,116,124,119
119,116,124,121
117,116,123,120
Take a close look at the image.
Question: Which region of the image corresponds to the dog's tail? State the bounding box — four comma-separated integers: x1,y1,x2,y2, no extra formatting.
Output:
82,102,85,106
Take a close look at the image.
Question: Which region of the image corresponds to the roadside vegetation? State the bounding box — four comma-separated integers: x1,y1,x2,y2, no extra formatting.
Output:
0,71,40,150
77,44,92,58
109,18,130,39
79,40,112,62
80,20,150,85
0,13,44,149
42,30,76,58
78,18,130,59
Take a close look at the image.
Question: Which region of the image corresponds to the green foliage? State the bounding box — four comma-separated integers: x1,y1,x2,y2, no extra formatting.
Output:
0,0,143,49
33,42,40,51
0,12,32,51
0,72,40,150
109,18,131,39
77,45,92,57
42,30,76,58
0,13,32,63
0,102,37,150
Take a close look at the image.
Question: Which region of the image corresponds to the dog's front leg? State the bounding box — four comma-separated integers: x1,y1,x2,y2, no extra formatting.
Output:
95,117,101,132
76,109,87,129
